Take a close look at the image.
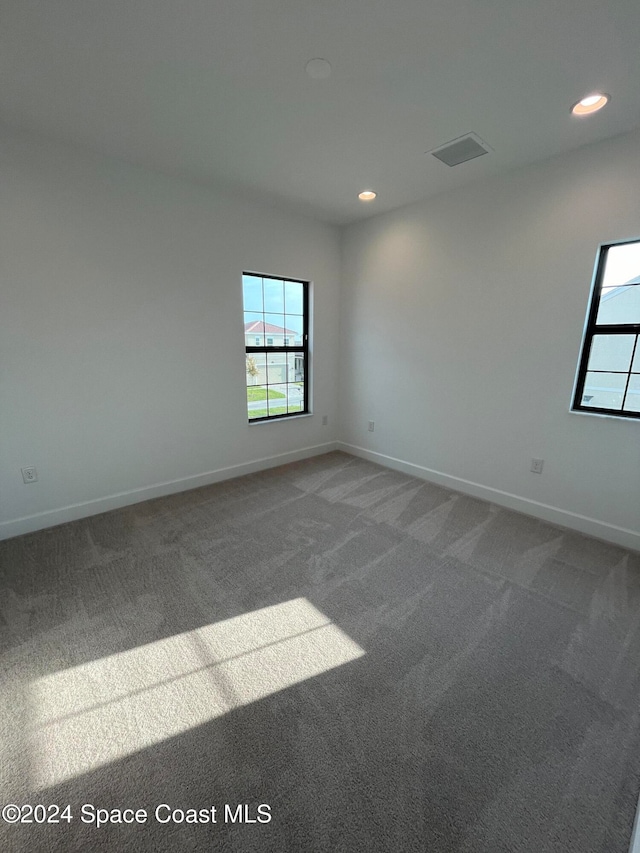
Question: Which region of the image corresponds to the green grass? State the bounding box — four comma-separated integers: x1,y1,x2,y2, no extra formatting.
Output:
248,403,304,420
246,387,286,402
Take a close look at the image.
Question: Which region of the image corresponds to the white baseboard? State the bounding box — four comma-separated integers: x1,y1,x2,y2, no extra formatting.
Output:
629,793,640,853
4,440,638,552
339,442,640,553
0,442,339,541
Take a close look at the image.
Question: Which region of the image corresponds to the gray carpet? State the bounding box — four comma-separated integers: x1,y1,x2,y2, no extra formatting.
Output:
1,450,640,852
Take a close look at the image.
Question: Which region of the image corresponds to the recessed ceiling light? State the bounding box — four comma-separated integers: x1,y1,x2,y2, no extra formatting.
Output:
305,58,332,79
358,190,377,201
571,93,610,116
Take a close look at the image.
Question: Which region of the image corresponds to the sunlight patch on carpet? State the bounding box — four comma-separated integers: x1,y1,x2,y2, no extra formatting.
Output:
29,598,364,789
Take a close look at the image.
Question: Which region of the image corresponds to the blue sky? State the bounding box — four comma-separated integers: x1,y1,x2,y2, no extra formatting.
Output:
243,275,304,336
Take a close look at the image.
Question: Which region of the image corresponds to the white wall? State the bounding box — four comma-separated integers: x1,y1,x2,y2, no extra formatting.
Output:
3,125,640,549
339,129,640,550
0,128,340,538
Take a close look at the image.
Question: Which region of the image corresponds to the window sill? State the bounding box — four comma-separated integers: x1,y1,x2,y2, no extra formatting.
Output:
248,413,313,426
568,407,640,423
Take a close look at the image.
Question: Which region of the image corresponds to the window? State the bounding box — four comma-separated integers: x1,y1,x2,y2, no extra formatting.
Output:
243,273,309,421
573,238,640,419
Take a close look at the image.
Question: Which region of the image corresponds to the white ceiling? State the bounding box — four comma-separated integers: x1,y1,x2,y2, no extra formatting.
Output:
2,0,639,224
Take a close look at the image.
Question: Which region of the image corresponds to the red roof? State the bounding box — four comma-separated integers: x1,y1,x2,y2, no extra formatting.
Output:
245,320,298,336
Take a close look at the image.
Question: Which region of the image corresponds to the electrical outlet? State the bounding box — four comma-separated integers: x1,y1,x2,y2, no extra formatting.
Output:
21,466,38,483
530,458,544,474
322,415,328,426
368,421,375,432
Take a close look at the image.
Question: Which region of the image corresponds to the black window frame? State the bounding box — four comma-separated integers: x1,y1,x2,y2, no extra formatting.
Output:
244,272,310,423
572,238,640,420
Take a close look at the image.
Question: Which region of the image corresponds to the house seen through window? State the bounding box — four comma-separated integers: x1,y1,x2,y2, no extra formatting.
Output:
573,238,640,419
243,273,309,421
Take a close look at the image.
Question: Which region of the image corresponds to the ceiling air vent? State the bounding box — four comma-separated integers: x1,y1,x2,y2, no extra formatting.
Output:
428,133,492,167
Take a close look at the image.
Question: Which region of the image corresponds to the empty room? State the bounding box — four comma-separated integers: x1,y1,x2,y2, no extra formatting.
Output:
1,1,640,851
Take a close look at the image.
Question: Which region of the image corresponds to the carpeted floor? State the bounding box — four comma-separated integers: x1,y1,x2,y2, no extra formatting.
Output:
1,450,640,852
